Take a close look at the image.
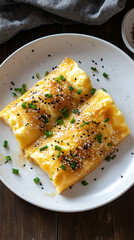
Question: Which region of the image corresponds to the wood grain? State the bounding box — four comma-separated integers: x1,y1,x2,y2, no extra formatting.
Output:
0,0,134,239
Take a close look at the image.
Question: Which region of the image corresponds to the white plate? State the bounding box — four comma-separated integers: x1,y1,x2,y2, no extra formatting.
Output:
0,34,134,212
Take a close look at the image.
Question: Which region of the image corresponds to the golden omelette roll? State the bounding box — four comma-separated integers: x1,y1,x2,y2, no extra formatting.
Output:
0,58,92,149
25,90,130,193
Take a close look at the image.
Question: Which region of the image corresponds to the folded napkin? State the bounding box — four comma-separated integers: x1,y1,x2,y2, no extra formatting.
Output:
0,0,126,44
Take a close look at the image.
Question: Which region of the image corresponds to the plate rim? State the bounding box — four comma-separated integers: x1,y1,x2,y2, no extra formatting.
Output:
0,33,134,212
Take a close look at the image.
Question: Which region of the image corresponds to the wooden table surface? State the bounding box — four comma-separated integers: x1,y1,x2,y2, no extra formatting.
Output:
0,1,134,239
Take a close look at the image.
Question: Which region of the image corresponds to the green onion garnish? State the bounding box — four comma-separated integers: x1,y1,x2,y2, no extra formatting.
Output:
61,108,69,119
28,103,37,109
97,133,102,143
89,112,93,117
21,102,27,109
72,154,75,157
60,164,66,170
77,90,82,95
14,88,22,93
33,177,40,184
70,118,75,123
12,92,17,97
80,121,89,127
55,145,62,151
72,109,78,114
45,71,49,76
105,155,116,161
102,88,107,92
45,93,53,98
57,152,60,158
55,77,61,83
36,73,40,79
71,162,76,169
91,67,97,71
81,180,88,186
22,83,26,88
45,131,53,138
39,145,48,151
68,86,74,91
57,116,63,125
3,140,8,148
6,156,11,161
59,75,66,81
12,168,19,175
104,118,110,122
103,72,109,78
91,88,96,95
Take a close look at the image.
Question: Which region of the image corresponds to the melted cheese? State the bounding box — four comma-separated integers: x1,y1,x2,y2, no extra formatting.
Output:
25,90,130,193
0,58,92,148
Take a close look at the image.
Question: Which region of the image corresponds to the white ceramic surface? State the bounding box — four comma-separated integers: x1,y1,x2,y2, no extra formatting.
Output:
122,8,134,53
0,34,134,212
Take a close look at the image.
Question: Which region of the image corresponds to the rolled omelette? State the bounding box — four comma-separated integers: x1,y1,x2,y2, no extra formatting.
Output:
25,90,130,193
0,58,92,148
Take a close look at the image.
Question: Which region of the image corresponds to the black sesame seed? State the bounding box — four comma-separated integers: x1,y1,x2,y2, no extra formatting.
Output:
48,54,51,57
94,178,97,181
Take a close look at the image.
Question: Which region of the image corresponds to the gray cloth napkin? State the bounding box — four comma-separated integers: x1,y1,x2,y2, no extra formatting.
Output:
0,0,126,44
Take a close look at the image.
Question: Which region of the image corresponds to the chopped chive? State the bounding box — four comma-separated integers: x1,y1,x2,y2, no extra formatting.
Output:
60,164,66,170
97,133,102,143
55,77,61,83
20,89,27,95
12,92,17,97
12,168,19,174
3,140,8,148
103,72,109,78
61,108,69,119
28,103,37,109
44,117,49,124
21,102,27,109
80,121,89,127
45,131,53,138
14,87,22,93
77,90,82,95
102,88,107,92
36,73,40,79
22,83,26,88
57,152,60,158
39,145,48,151
68,86,74,91
104,118,110,122
92,120,95,123
71,162,76,169
81,180,88,186
64,124,66,128
72,109,78,114
91,88,96,95
45,93,53,98
105,155,111,161
70,118,75,123
91,67,97,71
107,143,112,146
45,71,49,76
71,154,75,157
33,177,40,184
50,178,53,181
84,121,89,125
59,75,66,81
55,145,62,151
57,116,63,125
89,112,93,117
6,156,11,161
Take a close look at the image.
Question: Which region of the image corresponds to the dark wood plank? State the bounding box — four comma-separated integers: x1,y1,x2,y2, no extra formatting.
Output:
0,182,58,240
0,0,134,239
